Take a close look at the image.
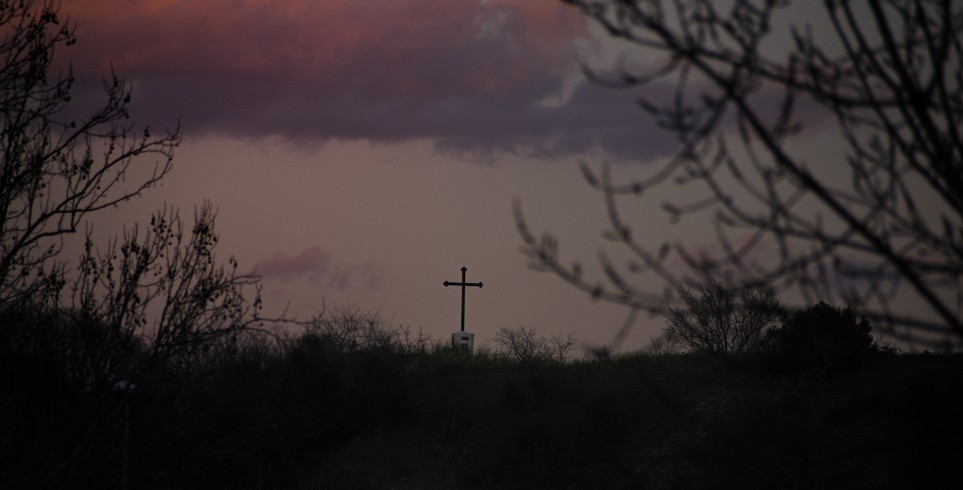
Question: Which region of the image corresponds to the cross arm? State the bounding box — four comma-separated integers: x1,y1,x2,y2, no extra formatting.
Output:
444,281,483,287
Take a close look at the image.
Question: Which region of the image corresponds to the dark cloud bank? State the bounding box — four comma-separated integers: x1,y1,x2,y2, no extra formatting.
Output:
63,0,679,162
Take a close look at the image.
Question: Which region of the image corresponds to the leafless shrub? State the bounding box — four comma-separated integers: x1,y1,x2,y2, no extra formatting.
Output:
643,331,681,356
495,325,578,363
70,203,265,375
304,301,430,354
548,331,578,363
665,280,783,360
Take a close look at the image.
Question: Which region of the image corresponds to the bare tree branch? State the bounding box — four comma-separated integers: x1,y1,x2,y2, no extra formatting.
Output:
69,203,266,374
518,0,963,346
1,0,180,306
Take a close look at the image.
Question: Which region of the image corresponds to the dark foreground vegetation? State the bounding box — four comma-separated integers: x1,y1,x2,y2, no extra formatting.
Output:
2,304,961,490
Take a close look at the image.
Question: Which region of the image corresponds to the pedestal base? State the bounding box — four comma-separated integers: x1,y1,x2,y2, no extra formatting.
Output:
451,331,474,353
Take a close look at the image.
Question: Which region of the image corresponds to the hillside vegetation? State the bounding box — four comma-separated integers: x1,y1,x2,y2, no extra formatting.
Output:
2,306,960,489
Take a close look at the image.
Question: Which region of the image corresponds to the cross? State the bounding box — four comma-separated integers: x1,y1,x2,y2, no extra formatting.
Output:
443,266,483,332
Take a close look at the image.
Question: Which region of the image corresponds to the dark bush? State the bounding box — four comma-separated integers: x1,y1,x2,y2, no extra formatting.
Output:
0,304,144,489
764,302,877,382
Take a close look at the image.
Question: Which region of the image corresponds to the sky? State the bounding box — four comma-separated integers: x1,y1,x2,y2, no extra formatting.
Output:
53,0,864,351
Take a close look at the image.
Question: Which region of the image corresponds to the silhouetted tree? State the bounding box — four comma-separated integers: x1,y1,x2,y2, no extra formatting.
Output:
0,203,268,488
515,0,963,346
0,0,180,306
665,280,782,360
764,301,878,382
547,330,578,363
70,203,264,374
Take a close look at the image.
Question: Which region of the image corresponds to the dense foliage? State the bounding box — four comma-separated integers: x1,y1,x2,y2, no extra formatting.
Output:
764,302,879,382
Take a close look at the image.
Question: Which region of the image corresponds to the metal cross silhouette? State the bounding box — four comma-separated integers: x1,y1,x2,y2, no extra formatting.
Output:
443,266,483,332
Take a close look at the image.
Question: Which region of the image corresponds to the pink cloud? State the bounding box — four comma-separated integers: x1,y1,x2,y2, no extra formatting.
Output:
255,246,384,292
67,1,580,74
54,0,677,161
255,246,331,282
